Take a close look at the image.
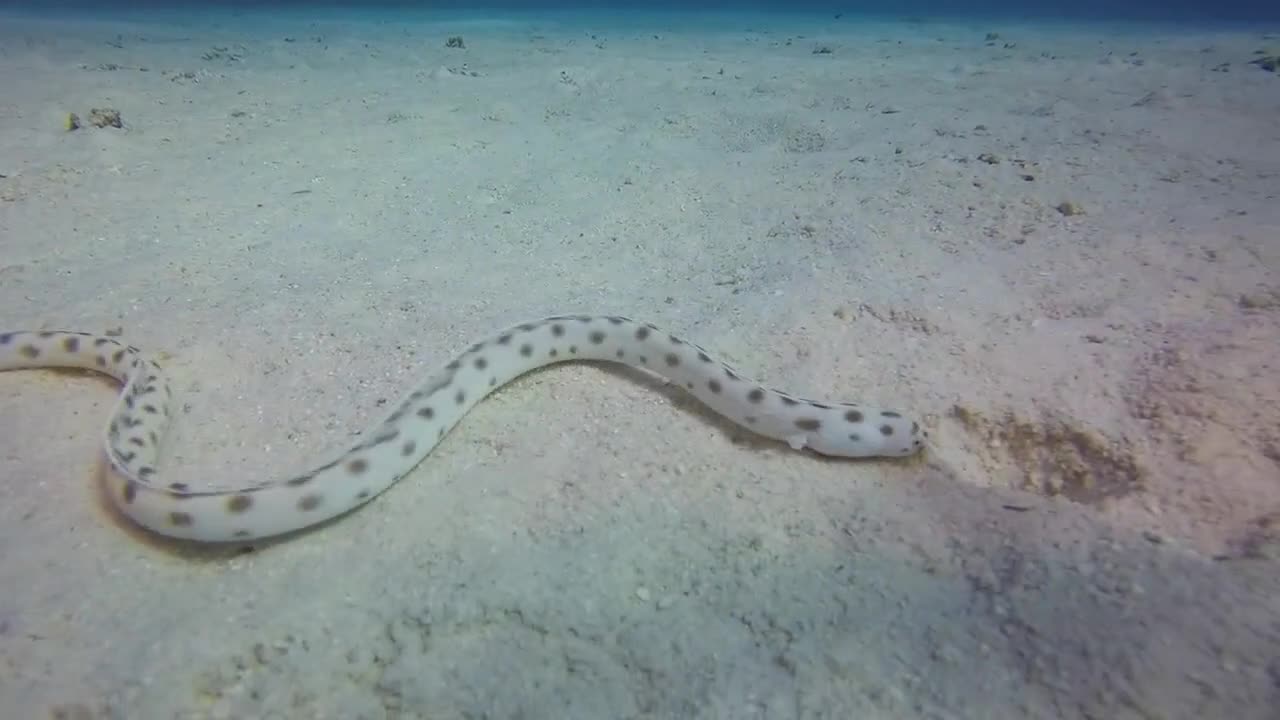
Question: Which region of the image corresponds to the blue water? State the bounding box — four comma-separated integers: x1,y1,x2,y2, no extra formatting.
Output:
2,0,1278,23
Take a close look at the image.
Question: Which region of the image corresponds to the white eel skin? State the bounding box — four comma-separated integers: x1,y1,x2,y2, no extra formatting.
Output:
0,315,925,543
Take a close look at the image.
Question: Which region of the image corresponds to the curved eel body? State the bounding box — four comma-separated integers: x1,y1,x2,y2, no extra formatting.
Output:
0,315,924,543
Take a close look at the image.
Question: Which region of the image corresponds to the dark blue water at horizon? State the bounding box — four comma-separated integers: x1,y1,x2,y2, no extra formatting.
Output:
1,0,1278,24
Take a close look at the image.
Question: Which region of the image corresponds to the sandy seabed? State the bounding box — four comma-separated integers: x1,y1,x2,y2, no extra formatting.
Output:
0,6,1278,719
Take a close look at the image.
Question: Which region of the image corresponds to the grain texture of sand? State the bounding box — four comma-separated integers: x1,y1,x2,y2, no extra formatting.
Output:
1,8,1277,719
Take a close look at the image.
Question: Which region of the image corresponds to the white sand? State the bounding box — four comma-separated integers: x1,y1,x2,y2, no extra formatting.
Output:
1,6,1278,718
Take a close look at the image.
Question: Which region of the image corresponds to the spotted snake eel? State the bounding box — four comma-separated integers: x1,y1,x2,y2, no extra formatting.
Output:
0,315,925,543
